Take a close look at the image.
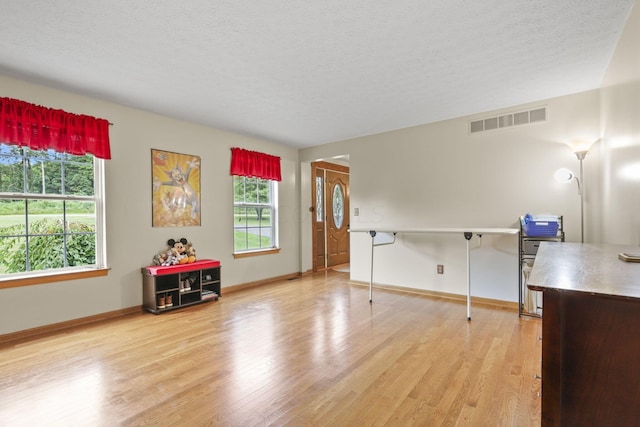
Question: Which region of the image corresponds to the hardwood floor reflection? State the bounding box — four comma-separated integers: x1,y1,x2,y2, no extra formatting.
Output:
0,270,541,426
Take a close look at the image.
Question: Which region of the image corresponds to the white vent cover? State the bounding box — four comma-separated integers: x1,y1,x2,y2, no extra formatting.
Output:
469,107,547,134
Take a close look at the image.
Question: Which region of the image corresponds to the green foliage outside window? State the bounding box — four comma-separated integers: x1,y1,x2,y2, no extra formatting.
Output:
0,145,94,195
233,176,276,252
0,144,97,274
1,218,95,273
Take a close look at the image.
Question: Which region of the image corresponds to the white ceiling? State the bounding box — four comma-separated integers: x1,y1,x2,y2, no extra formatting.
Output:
0,1,635,148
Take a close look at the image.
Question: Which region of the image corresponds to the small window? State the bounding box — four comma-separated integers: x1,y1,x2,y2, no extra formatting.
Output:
0,143,106,276
233,176,278,253
315,176,323,223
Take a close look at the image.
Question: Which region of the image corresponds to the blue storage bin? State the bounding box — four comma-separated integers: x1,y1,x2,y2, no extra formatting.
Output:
522,214,559,237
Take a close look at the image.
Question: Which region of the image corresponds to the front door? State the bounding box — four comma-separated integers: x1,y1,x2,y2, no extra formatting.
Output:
326,170,350,267
311,162,350,271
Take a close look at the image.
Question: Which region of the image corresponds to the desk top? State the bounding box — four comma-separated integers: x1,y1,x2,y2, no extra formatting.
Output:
349,227,519,235
527,242,640,299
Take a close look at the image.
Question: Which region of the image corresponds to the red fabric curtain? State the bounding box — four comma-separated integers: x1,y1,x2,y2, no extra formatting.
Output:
230,147,281,181
0,97,111,159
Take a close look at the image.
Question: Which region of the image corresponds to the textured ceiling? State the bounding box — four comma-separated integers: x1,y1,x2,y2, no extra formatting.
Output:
0,1,635,148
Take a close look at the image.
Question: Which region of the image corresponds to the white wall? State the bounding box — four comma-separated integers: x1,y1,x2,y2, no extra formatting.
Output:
600,4,640,245
0,75,299,335
301,91,602,301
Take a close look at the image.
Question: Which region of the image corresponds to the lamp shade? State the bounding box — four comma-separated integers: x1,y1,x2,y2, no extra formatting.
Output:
567,138,596,153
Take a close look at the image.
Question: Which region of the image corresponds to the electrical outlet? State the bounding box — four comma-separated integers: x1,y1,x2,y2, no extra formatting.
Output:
437,264,444,274
354,207,359,216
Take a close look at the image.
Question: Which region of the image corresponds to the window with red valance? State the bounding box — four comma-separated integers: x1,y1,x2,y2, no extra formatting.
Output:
230,147,281,181
230,147,280,255
0,97,111,159
0,97,110,284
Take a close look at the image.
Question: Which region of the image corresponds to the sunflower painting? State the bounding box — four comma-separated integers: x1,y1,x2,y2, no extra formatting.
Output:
151,149,201,227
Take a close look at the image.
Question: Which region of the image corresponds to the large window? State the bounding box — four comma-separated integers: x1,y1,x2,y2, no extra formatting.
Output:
0,143,106,276
233,176,277,253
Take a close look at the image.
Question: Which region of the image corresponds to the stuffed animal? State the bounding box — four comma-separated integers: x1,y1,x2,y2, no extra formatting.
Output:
169,238,189,264
184,241,197,263
152,247,178,266
152,238,196,266
152,251,169,266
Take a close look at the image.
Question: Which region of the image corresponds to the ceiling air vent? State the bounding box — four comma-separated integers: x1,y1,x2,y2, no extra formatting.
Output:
514,111,529,125
470,120,484,133
529,108,546,122
484,117,498,131
469,106,547,134
499,114,513,128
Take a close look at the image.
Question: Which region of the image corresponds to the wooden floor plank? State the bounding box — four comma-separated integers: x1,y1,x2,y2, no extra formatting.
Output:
0,270,541,426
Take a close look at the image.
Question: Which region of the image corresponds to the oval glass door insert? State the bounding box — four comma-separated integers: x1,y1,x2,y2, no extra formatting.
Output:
332,184,344,229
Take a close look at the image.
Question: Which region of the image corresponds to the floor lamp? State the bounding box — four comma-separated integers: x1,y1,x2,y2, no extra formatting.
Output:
554,150,588,243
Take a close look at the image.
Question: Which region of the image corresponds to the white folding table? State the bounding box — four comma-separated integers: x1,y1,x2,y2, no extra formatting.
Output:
349,227,519,320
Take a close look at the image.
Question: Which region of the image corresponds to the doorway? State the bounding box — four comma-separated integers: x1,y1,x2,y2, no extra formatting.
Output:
311,161,350,271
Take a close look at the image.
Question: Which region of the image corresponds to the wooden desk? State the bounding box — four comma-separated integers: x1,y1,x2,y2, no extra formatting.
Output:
528,242,640,426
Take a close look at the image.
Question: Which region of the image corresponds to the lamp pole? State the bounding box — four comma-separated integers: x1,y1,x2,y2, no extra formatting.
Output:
575,150,588,243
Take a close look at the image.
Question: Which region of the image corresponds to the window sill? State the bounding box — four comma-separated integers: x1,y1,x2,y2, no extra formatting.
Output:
233,248,281,259
0,268,110,289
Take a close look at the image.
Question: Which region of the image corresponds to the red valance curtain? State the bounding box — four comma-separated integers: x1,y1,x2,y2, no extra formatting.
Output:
230,147,281,181
0,97,112,159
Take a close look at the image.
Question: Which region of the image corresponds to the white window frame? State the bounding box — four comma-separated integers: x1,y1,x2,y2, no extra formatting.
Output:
0,144,108,283
233,176,279,256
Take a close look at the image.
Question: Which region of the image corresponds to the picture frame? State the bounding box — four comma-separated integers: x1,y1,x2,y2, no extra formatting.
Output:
151,149,201,227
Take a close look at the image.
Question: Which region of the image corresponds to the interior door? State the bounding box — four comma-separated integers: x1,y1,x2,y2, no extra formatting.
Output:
326,170,350,267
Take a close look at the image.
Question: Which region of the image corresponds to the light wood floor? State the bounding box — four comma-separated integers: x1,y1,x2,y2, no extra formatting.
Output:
0,270,541,426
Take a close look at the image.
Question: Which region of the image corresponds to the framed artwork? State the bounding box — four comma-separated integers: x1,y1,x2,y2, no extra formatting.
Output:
151,149,201,227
